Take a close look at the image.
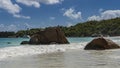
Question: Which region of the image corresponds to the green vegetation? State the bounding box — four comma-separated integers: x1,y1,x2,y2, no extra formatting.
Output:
15,28,43,37
61,18,120,37
1,18,120,38
0,32,15,38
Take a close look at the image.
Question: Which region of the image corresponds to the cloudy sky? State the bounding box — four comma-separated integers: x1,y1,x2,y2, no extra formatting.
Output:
0,0,120,31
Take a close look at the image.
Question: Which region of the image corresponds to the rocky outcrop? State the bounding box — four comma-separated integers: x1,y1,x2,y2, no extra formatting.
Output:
84,37,120,50
21,27,69,45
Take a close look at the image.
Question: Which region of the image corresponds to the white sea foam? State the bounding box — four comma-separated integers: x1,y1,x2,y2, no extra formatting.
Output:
0,42,88,60
1,37,119,61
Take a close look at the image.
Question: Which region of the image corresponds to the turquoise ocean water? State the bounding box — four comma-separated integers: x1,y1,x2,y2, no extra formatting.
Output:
0,37,120,68
0,38,29,48
0,37,93,48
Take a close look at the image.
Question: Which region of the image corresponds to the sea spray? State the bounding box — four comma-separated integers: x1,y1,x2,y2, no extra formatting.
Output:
0,42,87,60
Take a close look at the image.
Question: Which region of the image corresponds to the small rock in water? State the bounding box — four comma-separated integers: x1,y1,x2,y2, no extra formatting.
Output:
7,42,11,44
21,41,29,45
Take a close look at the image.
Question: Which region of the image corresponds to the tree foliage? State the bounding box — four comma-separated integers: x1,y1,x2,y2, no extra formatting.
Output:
61,18,120,37
0,32,15,38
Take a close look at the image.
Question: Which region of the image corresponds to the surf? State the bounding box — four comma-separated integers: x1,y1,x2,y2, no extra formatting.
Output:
0,42,87,60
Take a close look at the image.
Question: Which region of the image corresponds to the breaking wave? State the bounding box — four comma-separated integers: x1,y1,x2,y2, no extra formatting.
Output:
0,42,87,60
0,37,120,60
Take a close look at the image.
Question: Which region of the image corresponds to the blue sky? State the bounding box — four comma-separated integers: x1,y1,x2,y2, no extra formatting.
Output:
0,0,120,31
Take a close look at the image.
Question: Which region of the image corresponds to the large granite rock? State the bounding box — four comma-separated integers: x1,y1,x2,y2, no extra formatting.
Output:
22,27,69,45
84,37,120,50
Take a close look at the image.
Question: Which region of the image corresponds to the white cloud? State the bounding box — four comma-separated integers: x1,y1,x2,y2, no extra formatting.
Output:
87,15,101,21
50,17,55,20
0,0,63,19
7,24,17,31
13,14,31,19
0,0,21,15
16,0,63,8
0,24,17,31
24,23,32,29
0,24,4,28
67,23,73,27
16,0,40,8
99,8,104,13
0,23,33,31
39,0,63,4
88,10,120,21
0,0,30,19
63,8,82,20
